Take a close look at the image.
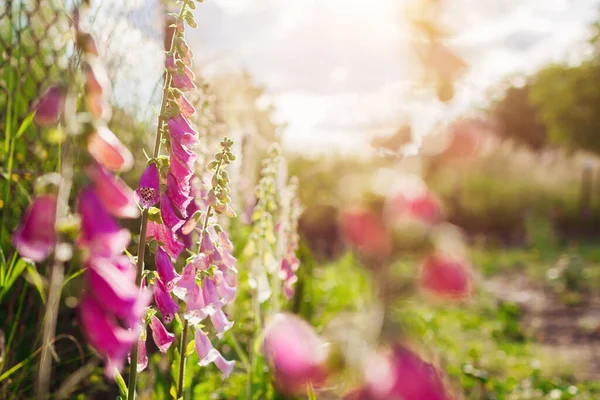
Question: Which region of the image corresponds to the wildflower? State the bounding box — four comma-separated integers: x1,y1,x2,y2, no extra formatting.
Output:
195,329,235,379
135,163,160,209
419,253,471,299
149,315,175,353
32,85,65,127
155,246,180,291
210,308,234,339
177,95,195,117
201,277,224,315
78,187,130,257
167,114,198,146
86,91,112,120
214,270,237,302
87,125,133,172
85,163,139,219
146,221,184,260
153,278,180,323
385,191,443,226
13,194,57,262
183,284,208,325
340,207,391,259
166,173,193,216
84,58,111,96
79,295,137,377
160,193,185,233
263,313,329,395
130,331,148,373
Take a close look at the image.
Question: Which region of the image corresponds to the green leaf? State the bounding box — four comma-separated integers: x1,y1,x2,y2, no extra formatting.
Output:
2,257,30,296
307,382,317,400
148,207,164,224
25,263,46,303
114,369,129,399
15,112,35,139
186,339,195,356
62,267,86,288
169,385,178,400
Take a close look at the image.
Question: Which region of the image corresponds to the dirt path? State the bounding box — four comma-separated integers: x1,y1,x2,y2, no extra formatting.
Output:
484,273,600,380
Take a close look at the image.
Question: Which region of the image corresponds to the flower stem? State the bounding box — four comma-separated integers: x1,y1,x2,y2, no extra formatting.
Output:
35,140,73,399
127,3,188,399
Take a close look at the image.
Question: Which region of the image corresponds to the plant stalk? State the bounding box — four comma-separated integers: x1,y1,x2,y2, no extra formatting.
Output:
127,3,188,398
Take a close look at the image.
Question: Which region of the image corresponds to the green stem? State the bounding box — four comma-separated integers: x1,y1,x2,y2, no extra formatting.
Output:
127,3,188,398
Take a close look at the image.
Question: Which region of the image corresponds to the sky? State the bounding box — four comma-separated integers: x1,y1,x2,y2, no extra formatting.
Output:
190,0,600,154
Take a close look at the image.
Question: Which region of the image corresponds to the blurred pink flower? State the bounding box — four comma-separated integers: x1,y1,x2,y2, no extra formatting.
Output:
85,163,139,219
87,126,133,172
263,313,329,395
78,187,131,257
420,253,471,299
340,207,391,259
135,163,160,209
33,85,65,127
84,59,111,96
149,315,175,353
386,191,443,226
79,295,137,377
13,194,57,262
177,95,195,117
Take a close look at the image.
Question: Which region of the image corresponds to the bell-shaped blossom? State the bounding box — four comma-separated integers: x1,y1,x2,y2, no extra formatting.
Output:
191,253,210,271
177,95,195,117
149,315,175,353
210,308,234,339
195,329,235,379
345,346,452,400
170,138,197,169
166,173,193,216
87,126,133,172
183,284,208,325
86,257,150,326
219,248,237,272
216,230,233,252
78,187,130,257
79,295,137,377
130,332,148,373
167,114,198,146
172,72,196,91
220,266,238,287
202,277,224,315
178,262,197,289
169,156,194,184
85,59,111,96
146,221,184,260
199,232,217,256
263,313,329,395
113,255,137,282
13,194,57,262
420,253,471,299
135,163,160,209
33,85,65,127
86,91,112,120
85,163,139,219
160,193,185,232
153,279,179,323
155,246,180,291
280,258,298,300
165,53,176,70
249,262,272,304
214,270,237,302
340,207,391,259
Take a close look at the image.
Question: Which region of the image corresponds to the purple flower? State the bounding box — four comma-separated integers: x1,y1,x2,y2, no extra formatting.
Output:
210,308,234,339
166,173,193,216
155,246,180,291
199,232,217,256
87,126,133,172
130,333,148,373
135,163,160,209
167,114,198,147
78,187,131,257
153,279,179,323
13,194,57,262
146,221,184,260
149,315,175,353
177,261,197,290
214,270,237,302
177,95,195,117
183,284,208,325
33,85,65,127
85,257,150,327
201,277,224,315
165,53,176,70
170,138,197,169
216,230,233,252
85,163,140,219
160,193,185,233
113,255,137,282
172,73,196,92
263,313,329,395
195,329,235,379
220,248,237,272
79,295,137,377
169,156,194,183
191,253,210,271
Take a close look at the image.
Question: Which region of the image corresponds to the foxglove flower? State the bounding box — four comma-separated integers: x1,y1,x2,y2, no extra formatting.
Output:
86,91,112,120
149,315,175,353
113,255,137,282
420,253,471,299
155,246,180,291
160,193,185,232
214,270,237,302
166,173,193,215
153,279,179,323
183,284,208,325
340,207,391,259
85,163,139,219
280,258,298,300
216,229,233,252
191,253,210,271
202,277,224,315
79,295,137,377
172,72,196,91
263,313,329,395
167,114,198,146
13,194,57,262
146,221,184,260
170,138,197,168
135,163,160,209
195,329,235,379
33,85,65,127
169,155,194,183
199,232,217,256
86,257,150,326
210,308,234,339
385,191,443,226
78,187,130,257
87,126,133,172
84,58,111,96
177,95,195,117
130,332,148,373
